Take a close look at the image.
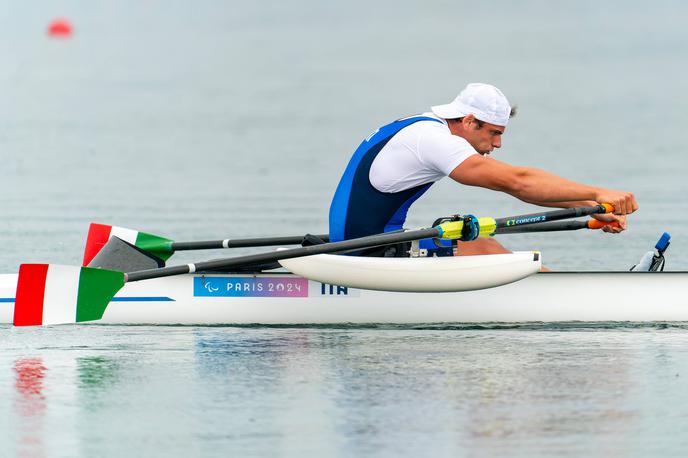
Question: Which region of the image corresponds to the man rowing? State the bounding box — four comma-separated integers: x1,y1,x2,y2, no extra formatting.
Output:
329,83,638,256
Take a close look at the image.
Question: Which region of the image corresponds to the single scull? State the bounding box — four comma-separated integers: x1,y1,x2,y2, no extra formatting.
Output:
7,204,678,327
1,269,686,324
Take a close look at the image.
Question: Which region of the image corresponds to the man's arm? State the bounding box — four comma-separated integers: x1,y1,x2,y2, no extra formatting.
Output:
515,199,597,209
449,155,638,215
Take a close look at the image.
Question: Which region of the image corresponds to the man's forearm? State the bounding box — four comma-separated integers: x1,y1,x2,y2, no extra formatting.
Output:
508,167,602,203
519,198,598,209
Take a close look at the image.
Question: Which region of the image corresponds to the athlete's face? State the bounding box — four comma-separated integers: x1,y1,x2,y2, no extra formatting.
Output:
453,115,506,155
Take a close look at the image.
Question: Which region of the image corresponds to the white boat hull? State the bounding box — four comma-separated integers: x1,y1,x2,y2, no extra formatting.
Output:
1,271,687,324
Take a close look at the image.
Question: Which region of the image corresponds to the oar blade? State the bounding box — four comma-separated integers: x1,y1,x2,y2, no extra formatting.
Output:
89,236,165,271
83,223,174,266
13,264,125,326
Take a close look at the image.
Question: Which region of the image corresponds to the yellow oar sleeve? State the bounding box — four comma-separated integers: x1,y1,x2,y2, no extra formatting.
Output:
477,217,497,237
436,221,463,239
436,217,497,239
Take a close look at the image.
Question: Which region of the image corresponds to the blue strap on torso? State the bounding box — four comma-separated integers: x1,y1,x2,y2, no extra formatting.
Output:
328,116,443,242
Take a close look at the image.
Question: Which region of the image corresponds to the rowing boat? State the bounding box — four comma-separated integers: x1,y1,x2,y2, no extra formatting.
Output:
7,205,676,327
2,269,686,324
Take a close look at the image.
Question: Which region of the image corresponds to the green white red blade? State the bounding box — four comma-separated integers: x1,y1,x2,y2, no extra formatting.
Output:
13,264,125,326
82,223,174,266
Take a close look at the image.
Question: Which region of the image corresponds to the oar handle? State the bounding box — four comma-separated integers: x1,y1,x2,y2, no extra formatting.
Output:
170,234,330,250
125,227,440,282
587,220,620,230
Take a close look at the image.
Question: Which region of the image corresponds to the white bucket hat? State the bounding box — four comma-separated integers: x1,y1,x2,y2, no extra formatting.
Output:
431,83,511,126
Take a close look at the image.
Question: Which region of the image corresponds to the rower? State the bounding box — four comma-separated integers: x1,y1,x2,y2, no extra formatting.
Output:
329,83,638,257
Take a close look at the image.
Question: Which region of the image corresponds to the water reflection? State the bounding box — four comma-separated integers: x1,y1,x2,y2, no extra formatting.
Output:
188,330,644,456
75,356,122,458
77,357,120,390
192,329,339,455
193,329,306,377
14,357,47,458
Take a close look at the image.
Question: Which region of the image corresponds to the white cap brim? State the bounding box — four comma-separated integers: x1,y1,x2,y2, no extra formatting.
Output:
431,103,464,119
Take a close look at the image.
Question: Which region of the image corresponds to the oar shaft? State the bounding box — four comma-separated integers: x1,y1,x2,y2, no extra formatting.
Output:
170,234,330,251
496,220,589,234
494,204,611,230
126,228,439,282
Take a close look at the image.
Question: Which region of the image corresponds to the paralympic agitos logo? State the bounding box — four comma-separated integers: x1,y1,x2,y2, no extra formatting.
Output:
505,216,546,226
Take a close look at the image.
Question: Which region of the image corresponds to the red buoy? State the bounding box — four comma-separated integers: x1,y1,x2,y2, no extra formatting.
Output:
48,19,73,38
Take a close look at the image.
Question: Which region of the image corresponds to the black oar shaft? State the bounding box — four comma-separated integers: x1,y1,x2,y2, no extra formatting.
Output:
170,234,330,251
496,220,589,234
126,228,438,282
494,205,607,229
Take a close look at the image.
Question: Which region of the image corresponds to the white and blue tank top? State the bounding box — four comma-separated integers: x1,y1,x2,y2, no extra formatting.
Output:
328,116,444,243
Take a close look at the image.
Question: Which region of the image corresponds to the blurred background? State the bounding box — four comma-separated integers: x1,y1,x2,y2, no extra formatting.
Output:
1,0,686,270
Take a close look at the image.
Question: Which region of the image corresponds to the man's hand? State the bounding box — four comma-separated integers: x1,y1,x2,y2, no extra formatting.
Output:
595,190,638,215
592,213,626,233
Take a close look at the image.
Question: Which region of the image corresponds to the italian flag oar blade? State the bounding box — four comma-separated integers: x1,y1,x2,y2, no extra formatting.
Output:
13,264,125,326
83,223,174,266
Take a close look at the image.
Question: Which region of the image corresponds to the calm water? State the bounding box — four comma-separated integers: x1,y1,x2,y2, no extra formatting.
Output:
2,1,688,456
3,324,688,457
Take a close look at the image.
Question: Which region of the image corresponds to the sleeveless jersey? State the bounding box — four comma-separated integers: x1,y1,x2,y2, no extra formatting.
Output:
328,116,443,242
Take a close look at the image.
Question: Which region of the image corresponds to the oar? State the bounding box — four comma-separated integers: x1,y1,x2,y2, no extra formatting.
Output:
84,205,613,264
17,223,462,326
496,219,620,234
491,204,614,230
15,204,613,327
82,223,328,266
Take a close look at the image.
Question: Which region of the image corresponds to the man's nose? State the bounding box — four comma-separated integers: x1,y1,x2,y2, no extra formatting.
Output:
493,136,501,148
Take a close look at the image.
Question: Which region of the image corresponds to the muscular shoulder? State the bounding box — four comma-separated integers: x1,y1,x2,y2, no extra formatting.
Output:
409,116,477,175
389,115,475,160
390,115,451,145
414,121,474,157
370,114,477,192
